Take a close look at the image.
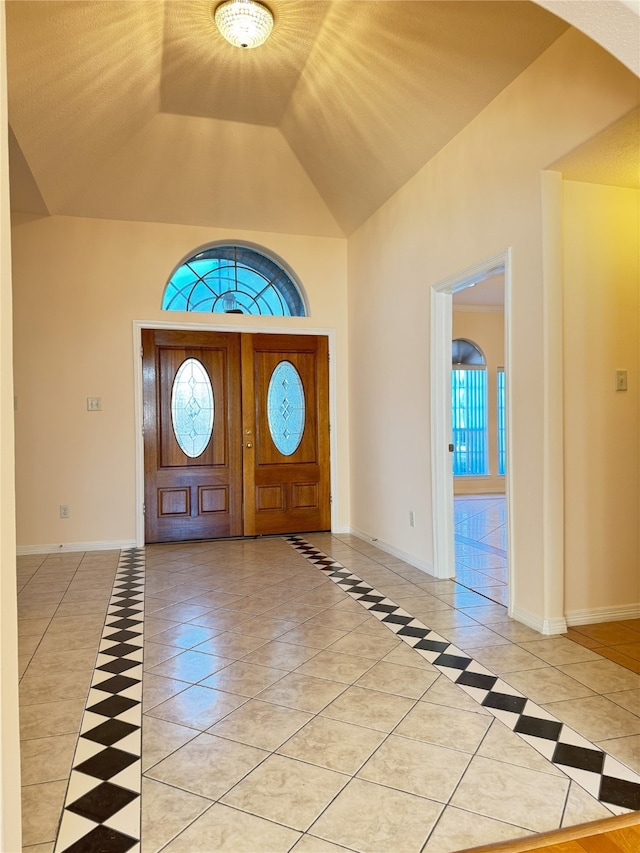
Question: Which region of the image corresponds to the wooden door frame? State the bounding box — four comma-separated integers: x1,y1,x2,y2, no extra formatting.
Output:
430,250,514,603
132,320,339,547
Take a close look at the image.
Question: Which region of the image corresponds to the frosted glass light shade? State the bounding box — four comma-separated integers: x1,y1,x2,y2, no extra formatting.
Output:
214,0,274,49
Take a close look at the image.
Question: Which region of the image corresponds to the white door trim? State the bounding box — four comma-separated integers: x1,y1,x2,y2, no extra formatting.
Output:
133,320,339,547
430,287,455,581
430,251,513,608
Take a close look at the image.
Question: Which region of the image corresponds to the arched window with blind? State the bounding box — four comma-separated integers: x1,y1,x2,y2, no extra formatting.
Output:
451,338,488,476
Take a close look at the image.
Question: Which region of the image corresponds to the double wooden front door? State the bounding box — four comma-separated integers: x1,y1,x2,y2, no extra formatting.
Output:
142,329,330,543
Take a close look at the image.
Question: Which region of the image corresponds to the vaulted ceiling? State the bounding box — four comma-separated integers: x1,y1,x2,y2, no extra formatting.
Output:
5,1,584,236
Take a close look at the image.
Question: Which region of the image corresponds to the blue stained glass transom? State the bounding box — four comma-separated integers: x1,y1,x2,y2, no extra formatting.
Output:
162,245,306,317
171,358,215,458
267,361,305,456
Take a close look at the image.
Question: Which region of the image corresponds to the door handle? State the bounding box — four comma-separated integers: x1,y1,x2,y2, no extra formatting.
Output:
245,442,253,448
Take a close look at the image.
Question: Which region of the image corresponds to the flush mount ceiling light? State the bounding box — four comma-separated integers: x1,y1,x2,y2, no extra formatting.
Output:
214,0,274,49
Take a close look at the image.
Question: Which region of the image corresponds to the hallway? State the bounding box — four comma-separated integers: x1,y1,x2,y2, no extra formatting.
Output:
17,535,640,852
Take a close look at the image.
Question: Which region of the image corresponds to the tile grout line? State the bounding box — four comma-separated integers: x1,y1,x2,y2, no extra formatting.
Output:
142,547,451,851
18,554,91,682
53,548,146,853
286,536,640,815
418,718,531,852
454,533,507,559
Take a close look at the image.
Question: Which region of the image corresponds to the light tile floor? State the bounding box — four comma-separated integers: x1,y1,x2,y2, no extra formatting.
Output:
17,534,640,853
454,494,507,607
453,493,640,676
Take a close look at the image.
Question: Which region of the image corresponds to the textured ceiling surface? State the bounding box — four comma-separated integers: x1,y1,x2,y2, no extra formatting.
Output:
4,0,603,236
550,105,640,190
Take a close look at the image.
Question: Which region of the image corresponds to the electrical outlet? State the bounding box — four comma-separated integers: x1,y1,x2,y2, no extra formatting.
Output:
60,504,70,519
615,370,628,392
87,397,102,411
409,510,416,527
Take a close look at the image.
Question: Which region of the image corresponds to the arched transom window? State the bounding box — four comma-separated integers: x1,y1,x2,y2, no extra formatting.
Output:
162,245,307,316
452,338,486,366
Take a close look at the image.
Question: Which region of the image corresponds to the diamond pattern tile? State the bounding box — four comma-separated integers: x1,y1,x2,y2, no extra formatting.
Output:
45,535,640,853
54,549,145,852
286,535,640,814
81,719,140,748
67,782,138,823
60,824,137,853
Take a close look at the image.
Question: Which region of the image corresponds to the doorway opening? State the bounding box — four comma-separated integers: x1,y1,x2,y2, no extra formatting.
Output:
430,250,513,614
452,283,507,605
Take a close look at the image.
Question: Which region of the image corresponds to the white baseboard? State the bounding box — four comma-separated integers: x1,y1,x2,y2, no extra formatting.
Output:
511,605,567,636
17,539,137,556
565,603,640,627
348,526,437,577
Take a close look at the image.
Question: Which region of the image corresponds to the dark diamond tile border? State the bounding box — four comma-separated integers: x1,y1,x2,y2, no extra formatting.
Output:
54,549,145,853
286,535,640,814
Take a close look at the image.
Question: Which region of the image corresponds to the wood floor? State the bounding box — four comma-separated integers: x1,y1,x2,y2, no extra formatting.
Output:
465,811,640,852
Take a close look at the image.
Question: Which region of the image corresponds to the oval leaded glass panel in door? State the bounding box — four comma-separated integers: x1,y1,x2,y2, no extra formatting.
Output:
171,358,215,458
267,360,306,456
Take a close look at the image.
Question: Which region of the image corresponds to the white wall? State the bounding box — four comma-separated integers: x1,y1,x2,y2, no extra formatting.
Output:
347,28,639,628
0,3,21,850
11,215,349,549
562,181,639,621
